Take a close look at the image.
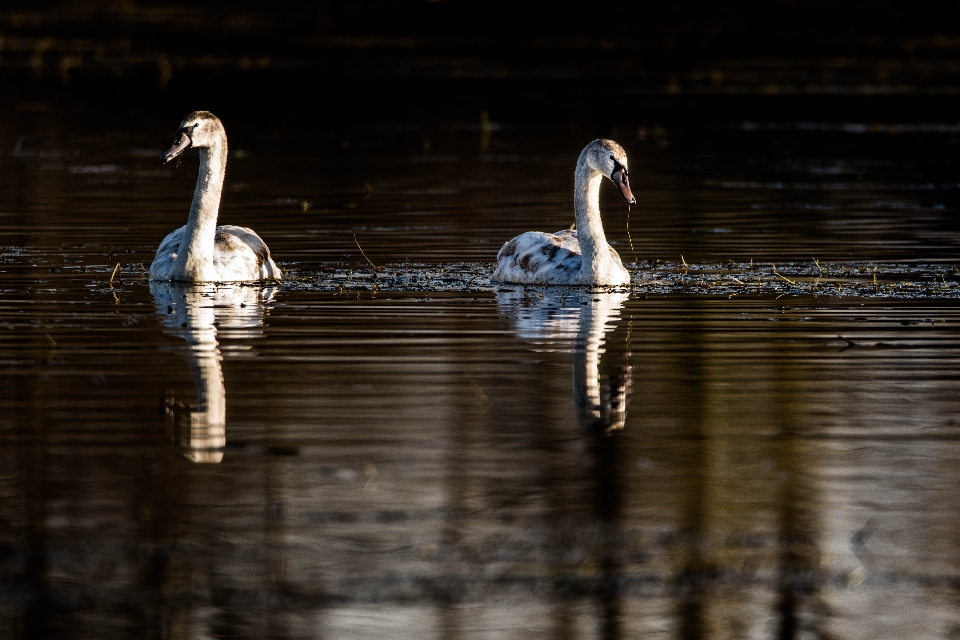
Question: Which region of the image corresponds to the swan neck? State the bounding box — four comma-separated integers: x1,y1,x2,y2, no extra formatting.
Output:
573,155,611,277
175,137,228,279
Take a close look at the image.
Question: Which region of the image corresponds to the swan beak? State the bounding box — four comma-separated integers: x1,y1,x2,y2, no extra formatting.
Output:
611,169,637,205
160,132,192,164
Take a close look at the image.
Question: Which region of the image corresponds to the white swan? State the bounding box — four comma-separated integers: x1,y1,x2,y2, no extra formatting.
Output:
150,111,281,283
492,139,636,286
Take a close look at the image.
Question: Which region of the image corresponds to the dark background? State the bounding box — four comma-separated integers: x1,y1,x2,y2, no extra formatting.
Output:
3,1,960,266
3,1,960,126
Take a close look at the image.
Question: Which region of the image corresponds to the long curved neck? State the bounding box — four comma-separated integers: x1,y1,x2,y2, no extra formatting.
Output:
173,136,228,280
573,153,613,281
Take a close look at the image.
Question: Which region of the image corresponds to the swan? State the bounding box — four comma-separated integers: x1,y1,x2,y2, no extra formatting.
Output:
492,139,636,286
149,111,281,283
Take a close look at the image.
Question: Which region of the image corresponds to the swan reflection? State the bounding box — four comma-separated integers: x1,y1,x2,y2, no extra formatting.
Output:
497,289,632,432
152,282,274,463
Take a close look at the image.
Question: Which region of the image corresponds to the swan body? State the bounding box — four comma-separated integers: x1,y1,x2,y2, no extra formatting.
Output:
149,111,281,283
492,139,635,286
151,224,278,283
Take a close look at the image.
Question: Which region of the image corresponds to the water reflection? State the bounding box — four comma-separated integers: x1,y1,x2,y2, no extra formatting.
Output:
497,288,632,433
150,282,274,463
497,289,632,637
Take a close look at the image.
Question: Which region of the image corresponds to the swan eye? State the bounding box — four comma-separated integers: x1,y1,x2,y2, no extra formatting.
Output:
610,156,628,178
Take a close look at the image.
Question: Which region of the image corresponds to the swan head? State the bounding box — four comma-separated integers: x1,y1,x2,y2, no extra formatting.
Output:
584,139,636,205
160,111,225,164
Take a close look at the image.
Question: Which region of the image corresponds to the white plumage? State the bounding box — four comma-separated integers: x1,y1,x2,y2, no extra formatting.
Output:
149,111,281,283
151,223,280,283
493,228,625,285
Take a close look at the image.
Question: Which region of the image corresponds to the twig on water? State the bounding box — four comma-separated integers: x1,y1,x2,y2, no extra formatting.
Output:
109,263,121,286
354,234,381,271
813,256,824,277
772,264,798,285
335,269,354,295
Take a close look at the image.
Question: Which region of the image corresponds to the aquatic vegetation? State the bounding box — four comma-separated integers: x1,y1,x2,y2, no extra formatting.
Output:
279,260,960,299
6,251,959,301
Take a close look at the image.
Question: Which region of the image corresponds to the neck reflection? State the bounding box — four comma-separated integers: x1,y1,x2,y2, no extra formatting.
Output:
151,282,274,463
497,287,632,638
496,288,632,432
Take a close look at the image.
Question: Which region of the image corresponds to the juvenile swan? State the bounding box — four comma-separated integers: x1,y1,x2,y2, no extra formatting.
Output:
150,111,281,283
492,139,635,286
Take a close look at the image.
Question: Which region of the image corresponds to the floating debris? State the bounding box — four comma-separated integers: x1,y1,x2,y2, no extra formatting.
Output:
279,260,960,299
4,251,959,299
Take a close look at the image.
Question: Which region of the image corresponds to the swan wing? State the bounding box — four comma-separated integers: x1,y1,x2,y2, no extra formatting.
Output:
213,225,282,281
493,230,582,284
149,226,186,280
551,228,580,250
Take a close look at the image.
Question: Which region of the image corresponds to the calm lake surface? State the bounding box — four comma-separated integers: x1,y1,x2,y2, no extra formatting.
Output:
3,102,960,639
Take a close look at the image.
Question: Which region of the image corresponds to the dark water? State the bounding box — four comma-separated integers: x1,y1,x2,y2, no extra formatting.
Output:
3,106,960,638
4,3,960,636
6,274,960,638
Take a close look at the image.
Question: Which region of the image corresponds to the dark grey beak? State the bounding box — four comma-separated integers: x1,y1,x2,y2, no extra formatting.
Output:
160,131,192,164
611,168,636,205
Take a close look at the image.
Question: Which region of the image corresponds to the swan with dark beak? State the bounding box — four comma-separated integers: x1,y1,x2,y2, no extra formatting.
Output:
492,139,635,286
150,111,281,283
